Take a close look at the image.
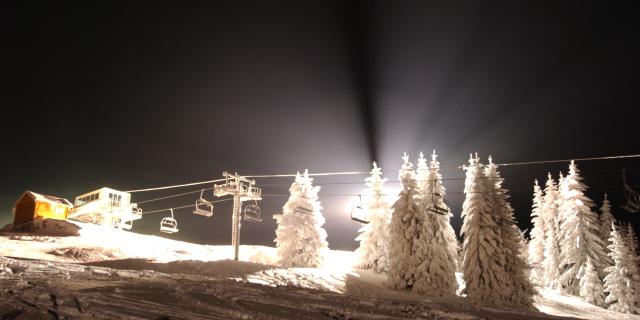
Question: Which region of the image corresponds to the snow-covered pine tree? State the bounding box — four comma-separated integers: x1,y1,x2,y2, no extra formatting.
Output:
519,229,529,263
626,223,639,257
558,161,607,296
604,223,640,314
485,157,535,308
412,151,458,296
460,154,511,305
579,257,605,306
599,194,615,246
598,194,615,274
542,173,562,289
387,153,423,290
354,162,391,273
556,171,566,243
528,179,546,285
624,223,640,311
273,170,329,268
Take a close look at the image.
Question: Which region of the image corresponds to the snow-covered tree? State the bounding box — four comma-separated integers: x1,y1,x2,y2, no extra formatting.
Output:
542,173,562,289
598,194,615,273
460,154,511,306
519,228,529,264
354,162,391,273
273,170,329,268
624,223,640,311
558,161,607,296
579,257,605,306
556,171,566,241
599,194,615,245
626,223,639,257
528,179,546,285
485,157,535,308
412,151,458,296
388,153,423,290
604,224,640,314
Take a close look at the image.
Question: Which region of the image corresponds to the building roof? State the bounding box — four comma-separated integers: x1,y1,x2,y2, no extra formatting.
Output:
17,191,73,207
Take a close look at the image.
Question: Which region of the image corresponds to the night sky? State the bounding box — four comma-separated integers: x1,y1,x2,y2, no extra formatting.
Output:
2,1,639,250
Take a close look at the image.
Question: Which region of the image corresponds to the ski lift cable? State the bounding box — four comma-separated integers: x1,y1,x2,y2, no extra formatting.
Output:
124,154,640,194
141,198,233,215
245,171,369,178
130,171,640,203
457,154,640,168
125,178,226,193
256,168,640,186
137,188,214,204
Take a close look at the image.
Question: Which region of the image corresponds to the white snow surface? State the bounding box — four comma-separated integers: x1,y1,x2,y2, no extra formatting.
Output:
1,220,638,320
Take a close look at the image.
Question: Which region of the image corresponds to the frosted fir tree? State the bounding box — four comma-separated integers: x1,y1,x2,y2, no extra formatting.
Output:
624,223,640,311
556,171,566,242
354,162,391,273
598,194,615,272
599,194,615,245
578,257,605,306
542,173,562,289
412,151,458,296
460,154,511,305
528,179,546,285
558,161,607,296
604,224,640,314
485,157,535,308
273,170,329,268
387,153,423,290
625,223,639,257
519,228,529,263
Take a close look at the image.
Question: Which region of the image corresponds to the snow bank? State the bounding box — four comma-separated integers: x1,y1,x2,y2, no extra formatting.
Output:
47,247,125,262
1,219,80,236
86,258,273,279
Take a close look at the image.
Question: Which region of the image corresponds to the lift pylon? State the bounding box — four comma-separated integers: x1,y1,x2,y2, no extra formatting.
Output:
214,171,262,260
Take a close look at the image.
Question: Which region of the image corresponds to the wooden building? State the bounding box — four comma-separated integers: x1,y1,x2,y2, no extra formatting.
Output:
12,191,73,226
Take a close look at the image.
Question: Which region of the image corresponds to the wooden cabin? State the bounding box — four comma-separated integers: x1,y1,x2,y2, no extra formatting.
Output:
12,191,73,226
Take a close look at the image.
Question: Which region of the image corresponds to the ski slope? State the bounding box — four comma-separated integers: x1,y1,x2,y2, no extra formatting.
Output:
1,221,638,320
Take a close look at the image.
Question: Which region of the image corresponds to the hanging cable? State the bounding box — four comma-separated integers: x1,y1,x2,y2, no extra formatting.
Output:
245,171,369,178
125,178,225,193
137,188,214,204
140,198,233,215
458,154,640,168
123,154,640,194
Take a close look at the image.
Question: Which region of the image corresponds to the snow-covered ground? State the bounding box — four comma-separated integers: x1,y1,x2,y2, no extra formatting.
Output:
1,221,638,320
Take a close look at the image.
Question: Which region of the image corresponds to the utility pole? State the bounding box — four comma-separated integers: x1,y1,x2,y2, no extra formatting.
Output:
213,171,262,260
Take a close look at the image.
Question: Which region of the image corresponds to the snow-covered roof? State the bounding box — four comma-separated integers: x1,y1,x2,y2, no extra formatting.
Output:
16,191,73,207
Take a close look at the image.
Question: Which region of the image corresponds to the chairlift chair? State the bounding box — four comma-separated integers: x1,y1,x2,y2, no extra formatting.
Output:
351,195,369,224
295,205,314,215
243,201,262,222
428,193,449,215
621,169,640,213
193,189,214,217
160,209,179,233
120,207,142,230
119,218,134,230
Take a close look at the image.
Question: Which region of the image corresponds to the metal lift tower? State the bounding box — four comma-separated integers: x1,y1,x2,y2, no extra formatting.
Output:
213,171,262,260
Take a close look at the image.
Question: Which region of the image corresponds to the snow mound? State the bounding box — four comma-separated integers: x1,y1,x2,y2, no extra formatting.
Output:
86,258,274,278
47,247,124,262
1,219,80,236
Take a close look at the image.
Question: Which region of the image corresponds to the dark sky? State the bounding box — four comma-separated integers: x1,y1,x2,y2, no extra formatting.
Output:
2,1,639,250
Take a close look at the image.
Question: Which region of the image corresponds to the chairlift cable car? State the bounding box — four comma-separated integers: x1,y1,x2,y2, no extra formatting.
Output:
428,192,449,215
243,200,262,222
160,209,179,233
193,189,214,217
351,194,369,224
621,169,640,213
